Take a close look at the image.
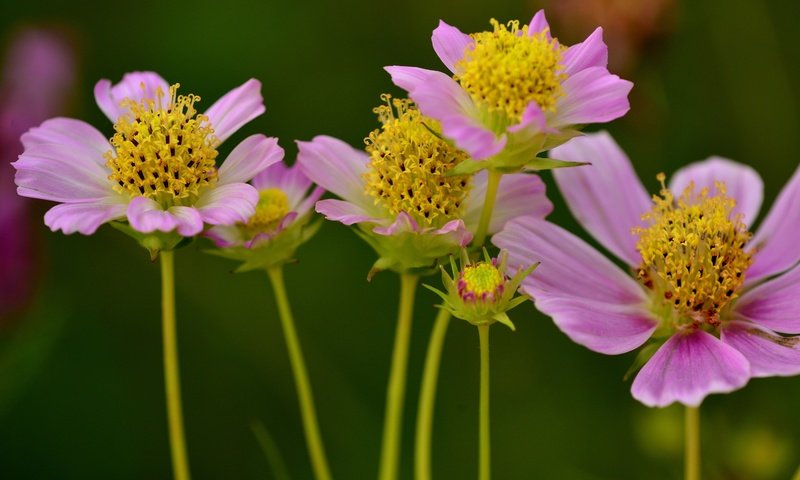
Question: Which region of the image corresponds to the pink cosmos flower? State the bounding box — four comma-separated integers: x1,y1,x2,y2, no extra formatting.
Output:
494,131,800,407
385,10,632,169
13,71,275,238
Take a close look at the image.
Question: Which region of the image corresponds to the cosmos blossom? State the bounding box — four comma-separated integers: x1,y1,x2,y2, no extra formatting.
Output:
494,131,800,407
13,71,276,238
385,10,632,170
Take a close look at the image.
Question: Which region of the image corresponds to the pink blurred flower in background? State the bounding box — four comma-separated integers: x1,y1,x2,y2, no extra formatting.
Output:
0,27,76,321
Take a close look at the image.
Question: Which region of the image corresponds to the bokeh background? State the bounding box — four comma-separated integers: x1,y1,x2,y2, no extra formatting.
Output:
1,0,799,478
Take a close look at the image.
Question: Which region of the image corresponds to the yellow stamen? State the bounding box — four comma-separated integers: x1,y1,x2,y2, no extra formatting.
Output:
106,83,218,206
363,94,471,227
634,174,753,328
456,19,566,123
244,188,290,235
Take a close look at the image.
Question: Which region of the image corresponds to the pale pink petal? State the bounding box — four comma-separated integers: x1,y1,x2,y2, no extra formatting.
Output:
551,132,650,267
722,321,800,378
562,27,608,76
493,217,647,304
668,157,763,227
507,101,554,134
432,20,473,73
433,219,472,246
631,330,751,407
295,186,325,218
167,206,204,237
464,172,553,235
21,117,111,161
217,135,283,185
126,197,178,234
528,10,551,37
734,264,800,334
204,79,265,146
44,199,127,235
297,135,373,206
315,199,381,226
533,296,657,354
385,66,506,160
373,211,419,235
205,224,244,248
747,165,800,283
196,183,259,225
552,67,632,127
94,71,169,123
252,161,313,208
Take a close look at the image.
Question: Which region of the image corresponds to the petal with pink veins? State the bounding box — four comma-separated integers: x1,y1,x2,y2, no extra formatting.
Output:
204,79,265,146
552,67,632,127
94,71,169,123
196,183,259,226
127,197,178,234
44,199,127,235
218,135,283,185
168,206,204,237
432,20,473,73
315,199,381,226
734,263,800,334
297,135,374,207
528,10,551,38
722,321,800,377
562,27,608,76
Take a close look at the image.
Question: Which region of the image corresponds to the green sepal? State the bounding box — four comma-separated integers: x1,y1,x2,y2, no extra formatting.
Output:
448,158,488,176
355,226,461,280
110,221,188,260
539,128,583,151
623,341,664,382
522,157,591,172
492,312,516,331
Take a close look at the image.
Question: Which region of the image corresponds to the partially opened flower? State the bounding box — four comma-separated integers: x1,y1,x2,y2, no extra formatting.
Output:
13,71,274,252
297,95,553,275
494,131,800,408
385,10,632,173
205,148,325,270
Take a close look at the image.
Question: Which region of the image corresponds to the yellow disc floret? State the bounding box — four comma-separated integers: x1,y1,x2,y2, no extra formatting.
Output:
458,261,505,302
244,188,290,236
634,174,753,328
106,83,219,206
456,19,566,123
363,95,471,227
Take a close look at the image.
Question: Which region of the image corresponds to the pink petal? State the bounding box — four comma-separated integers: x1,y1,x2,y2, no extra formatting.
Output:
373,211,419,235
734,264,800,334
493,217,647,304
252,161,314,208
747,165,800,283
168,206,204,237
44,199,127,235
551,132,650,267
218,134,283,185
94,71,169,123
315,199,381,226
562,27,608,76
205,224,244,248
296,135,372,205
507,101,553,135
196,183,259,226
464,171,553,235
204,79,265,146
668,157,763,227
294,186,325,218
432,20,473,73
553,67,633,127
528,10,551,38
722,321,800,378
126,197,178,234
385,66,506,160
631,330,750,407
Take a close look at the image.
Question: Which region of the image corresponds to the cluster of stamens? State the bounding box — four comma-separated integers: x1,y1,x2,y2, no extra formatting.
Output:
458,260,506,303
106,83,219,206
455,19,566,123
241,188,291,237
363,94,471,227
634,174,753,329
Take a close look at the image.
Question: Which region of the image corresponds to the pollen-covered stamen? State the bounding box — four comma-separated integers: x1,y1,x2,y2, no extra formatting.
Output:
363,95,471,227
634,174,753,329
458,261,505,303
243,188,290,236
106,83,219,206
456,19,566,123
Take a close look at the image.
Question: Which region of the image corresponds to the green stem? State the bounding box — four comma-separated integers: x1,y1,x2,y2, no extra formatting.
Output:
160,251,191,480
378,273,419,480
414,309,452,480
685,405,700,480
472,170,503,247
267,267,333,480
478,324,491,480
793,465,800,480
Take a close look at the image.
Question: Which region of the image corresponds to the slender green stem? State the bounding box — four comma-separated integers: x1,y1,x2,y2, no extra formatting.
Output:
267,267,332,480
478,324,491,480
160,251,191,480
472,170,503,247
414,309,452,480
251,420,293,480
378,273,419,480
685,405,700,480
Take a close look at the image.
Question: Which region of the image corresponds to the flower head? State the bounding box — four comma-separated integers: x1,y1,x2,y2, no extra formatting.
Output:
204,149,325,271
297,95,553,276
494,131,800,407
13,71,277,254
426,249,535,330
385,10,633,172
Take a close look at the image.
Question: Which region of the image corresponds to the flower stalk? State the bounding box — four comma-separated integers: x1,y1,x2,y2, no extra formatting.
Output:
472,170,503,248
478,323,491,480
685,405,700,480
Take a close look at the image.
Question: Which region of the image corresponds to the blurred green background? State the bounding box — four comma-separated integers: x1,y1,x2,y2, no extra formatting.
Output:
1,0,799,478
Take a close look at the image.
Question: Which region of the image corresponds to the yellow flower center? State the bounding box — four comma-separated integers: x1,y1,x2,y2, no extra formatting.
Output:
459,261,505,301
634,174,753,327
456,19,566,124
244,188,290,235
106,84,219,206
363,95,471,227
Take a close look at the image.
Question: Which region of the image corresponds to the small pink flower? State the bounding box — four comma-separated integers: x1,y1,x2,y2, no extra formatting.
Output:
385,10,632,168
13,71,276,238
494,131,800,407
